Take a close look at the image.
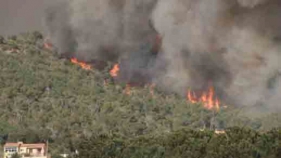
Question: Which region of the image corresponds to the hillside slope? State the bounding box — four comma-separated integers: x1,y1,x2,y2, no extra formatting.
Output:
0,33,281,154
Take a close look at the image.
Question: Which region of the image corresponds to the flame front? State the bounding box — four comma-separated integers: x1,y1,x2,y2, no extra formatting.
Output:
110,64,120,77
70,58,92,70
187,86,220,110
68,57,220,108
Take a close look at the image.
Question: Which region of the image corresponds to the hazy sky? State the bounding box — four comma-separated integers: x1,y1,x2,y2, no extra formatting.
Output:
0,0,56,36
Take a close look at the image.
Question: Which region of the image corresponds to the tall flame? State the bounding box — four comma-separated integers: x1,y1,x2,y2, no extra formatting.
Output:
70,58,92,70
187,86,220,110
110,64,120,77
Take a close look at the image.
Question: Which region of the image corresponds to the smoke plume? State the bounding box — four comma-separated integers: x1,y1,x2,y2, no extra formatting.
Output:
45,0,281,110
44,0,158,61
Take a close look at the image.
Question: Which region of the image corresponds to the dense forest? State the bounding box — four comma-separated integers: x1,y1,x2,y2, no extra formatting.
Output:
77,127,281,158
0,33,281,157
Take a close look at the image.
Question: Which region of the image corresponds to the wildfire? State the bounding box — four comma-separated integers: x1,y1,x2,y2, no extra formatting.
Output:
187,86,220,110
70,58,92,70
110,64,120,77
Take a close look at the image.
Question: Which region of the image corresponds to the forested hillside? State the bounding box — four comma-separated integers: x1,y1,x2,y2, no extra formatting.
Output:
77,127,281,158
0,33,281,157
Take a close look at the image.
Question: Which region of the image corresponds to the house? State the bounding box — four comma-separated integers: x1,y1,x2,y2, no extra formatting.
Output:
3,142,49,158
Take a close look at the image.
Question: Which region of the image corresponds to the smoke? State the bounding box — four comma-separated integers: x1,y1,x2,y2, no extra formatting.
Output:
45,0,281,110
152,0,281,110
44,0,158,61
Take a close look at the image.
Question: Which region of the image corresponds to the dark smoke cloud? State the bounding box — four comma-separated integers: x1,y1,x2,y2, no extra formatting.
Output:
44,0,158,62
44,1,76,56
152,0,281,110
45,0,281,111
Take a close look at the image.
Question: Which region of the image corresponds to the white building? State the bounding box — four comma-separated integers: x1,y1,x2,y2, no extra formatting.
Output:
4,142,49,158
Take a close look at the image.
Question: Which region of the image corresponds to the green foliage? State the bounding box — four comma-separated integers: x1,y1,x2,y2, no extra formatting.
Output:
0,120,16,144
52,154,65,158
76,128,281,158
11,153,20,158
0,32,281,157
7,128,51,143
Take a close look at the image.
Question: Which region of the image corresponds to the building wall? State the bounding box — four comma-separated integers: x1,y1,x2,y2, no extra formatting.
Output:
4,146,18,158
4,145,46,158
23,156,47,158
19,147,27,154
22,147,45,156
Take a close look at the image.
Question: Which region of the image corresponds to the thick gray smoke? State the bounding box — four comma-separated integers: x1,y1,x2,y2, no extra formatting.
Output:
45,0,281,111
152,0,281,111
44,0,158,61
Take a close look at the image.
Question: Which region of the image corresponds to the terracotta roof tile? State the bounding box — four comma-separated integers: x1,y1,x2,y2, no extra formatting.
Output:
4,142,46,148
4,143,19,147
20,143,45,148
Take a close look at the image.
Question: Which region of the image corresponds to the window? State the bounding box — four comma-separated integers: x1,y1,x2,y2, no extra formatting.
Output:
4,147,17,153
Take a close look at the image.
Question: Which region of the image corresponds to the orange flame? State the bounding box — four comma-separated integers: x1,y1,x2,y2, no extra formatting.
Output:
110,64,120,77
187,91,197,104
187,86,220,110
70,58,92,70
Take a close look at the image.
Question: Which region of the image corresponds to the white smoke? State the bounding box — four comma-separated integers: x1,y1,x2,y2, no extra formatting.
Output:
45,0,281,110
45,0,158,61
152,0,281,109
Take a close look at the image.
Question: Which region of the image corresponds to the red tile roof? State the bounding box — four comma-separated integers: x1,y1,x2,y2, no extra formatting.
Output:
4,142,46,148
4,143,19,147
21,143,45,148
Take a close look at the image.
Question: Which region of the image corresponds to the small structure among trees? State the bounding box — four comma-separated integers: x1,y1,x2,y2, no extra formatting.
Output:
3,142,49,158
